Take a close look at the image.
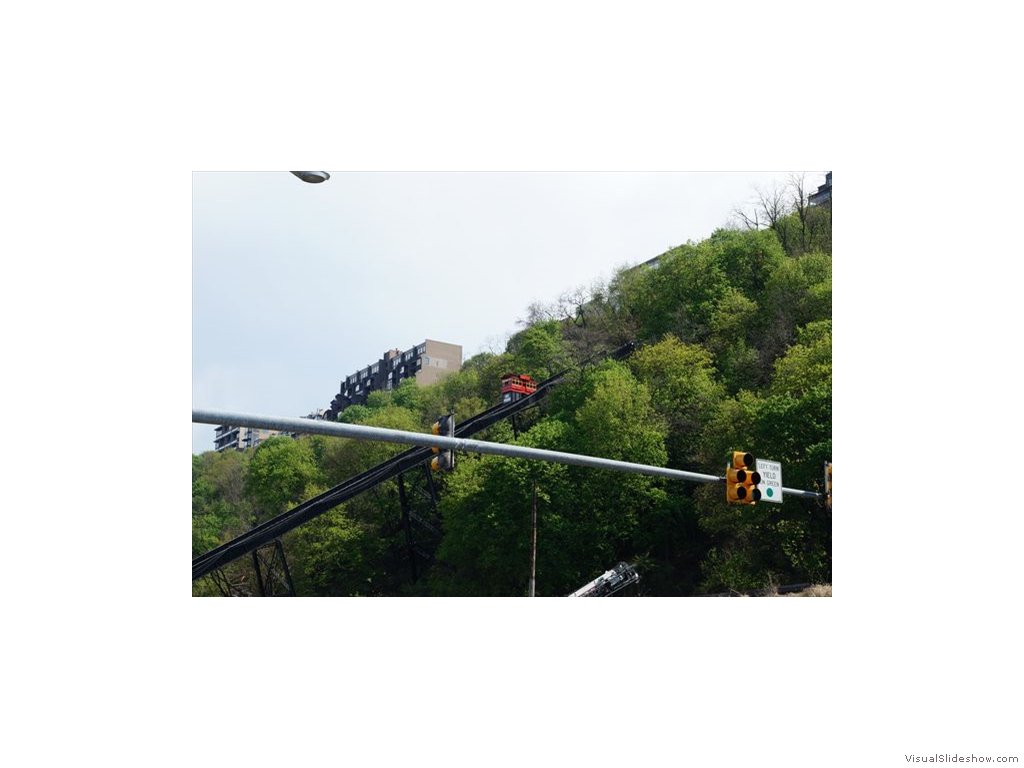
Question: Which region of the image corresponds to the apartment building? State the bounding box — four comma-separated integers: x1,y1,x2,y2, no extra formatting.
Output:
213,409,329,452
809,171,832,207
327,339,462,420
213,424,286,452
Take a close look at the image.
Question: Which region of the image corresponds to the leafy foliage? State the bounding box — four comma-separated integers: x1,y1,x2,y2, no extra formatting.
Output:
193,203,831,595
244,436,324,521
192,450,251,556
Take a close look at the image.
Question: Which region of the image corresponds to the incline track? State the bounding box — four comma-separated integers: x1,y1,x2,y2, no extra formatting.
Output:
193,342,636,581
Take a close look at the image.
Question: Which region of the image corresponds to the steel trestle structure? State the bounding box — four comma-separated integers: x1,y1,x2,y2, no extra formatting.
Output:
192,342,824,583
192,345,635,581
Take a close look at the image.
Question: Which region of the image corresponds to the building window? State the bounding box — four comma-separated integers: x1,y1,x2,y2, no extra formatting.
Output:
371,363,379,374
417,344,426,355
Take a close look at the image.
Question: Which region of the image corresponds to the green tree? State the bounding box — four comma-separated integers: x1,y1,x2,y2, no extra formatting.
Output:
244,437,323,521
194,180,831,597
561,363,669,588
433,362,669,596
287,506,384,596
457,351,513,406
391,377,425,413
292,404,425,595
707,288,763,393
320,404,422,486
192,449,251,555
758,251,832,366
432,426,574,596
337,404,373,424
415,366,490,430
629,335,726,468
709,227,788,299
770,320,832,397
694,365,831,592
638,244,729,342
505,319,568,380
192,449,259,595
568,362,667,466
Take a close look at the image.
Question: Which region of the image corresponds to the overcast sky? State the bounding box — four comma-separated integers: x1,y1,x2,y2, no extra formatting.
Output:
192,171,825,453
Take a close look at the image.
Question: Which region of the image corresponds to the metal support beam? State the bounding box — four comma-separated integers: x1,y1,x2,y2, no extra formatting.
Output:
251,540,297,596
420,463,438,510
193,350,629,582
252,550,267,596
193,408,823,500
396,473,418,581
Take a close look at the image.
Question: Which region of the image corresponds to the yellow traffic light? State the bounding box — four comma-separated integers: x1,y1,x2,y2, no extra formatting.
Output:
430,414,455,471
725,451,761,505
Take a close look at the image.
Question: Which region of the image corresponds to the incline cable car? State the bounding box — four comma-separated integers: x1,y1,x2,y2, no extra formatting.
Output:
500,373,538,404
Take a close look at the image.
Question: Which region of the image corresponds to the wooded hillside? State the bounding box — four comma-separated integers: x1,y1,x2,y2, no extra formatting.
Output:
193,197,831,596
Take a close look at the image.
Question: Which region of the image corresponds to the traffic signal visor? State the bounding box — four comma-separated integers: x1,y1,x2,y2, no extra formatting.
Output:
726,452,761,504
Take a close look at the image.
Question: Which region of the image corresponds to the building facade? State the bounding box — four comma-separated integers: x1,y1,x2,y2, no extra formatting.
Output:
327,339,462,420
213,409,330,452
213,424,286,452
809,171,832,207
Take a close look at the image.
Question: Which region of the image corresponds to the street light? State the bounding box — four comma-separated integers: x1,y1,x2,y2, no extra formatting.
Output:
290,171,330,183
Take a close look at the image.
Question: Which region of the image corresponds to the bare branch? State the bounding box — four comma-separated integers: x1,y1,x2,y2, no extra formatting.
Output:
734,181,788,231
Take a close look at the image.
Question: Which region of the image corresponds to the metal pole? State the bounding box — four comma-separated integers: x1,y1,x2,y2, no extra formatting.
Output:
396,473,418,581
192,409,823,500
252,550,267,597
275,539,297,596
529,481,537,597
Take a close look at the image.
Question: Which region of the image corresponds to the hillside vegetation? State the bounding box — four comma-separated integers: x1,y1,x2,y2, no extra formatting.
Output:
193,201,832,596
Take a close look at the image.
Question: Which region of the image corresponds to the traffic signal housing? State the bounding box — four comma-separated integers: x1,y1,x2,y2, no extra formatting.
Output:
726,451,761,505
430,414,455,471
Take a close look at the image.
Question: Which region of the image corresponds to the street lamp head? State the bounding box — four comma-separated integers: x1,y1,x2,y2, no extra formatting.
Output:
291,171,330,184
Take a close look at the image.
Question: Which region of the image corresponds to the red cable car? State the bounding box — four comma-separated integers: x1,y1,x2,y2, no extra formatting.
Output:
500,373,538,403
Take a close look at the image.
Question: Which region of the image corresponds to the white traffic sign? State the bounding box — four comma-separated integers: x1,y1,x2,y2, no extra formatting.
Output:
756,459,783,503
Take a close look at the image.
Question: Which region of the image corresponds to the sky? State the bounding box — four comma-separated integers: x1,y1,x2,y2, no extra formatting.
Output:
192,171,826,453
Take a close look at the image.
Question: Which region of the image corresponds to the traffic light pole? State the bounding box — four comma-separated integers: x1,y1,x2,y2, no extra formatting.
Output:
193,409,823,500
